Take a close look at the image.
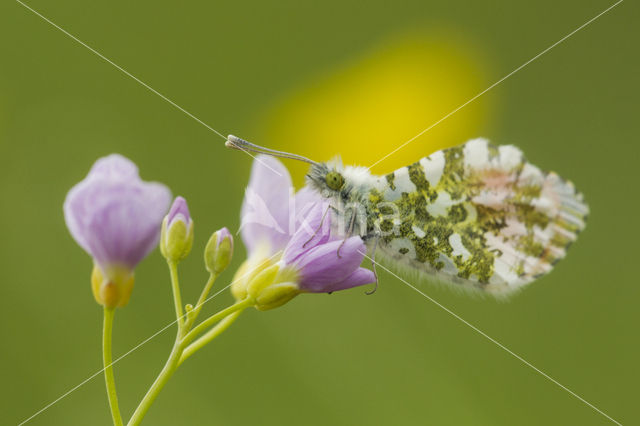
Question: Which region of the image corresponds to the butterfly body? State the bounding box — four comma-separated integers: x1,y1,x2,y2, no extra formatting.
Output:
306,138,588,296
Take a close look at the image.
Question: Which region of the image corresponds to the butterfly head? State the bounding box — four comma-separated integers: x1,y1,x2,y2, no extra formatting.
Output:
306,160,348,198
226,135,348,199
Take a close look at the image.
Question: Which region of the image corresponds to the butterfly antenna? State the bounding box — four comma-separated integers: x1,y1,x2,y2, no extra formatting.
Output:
226,135,318,165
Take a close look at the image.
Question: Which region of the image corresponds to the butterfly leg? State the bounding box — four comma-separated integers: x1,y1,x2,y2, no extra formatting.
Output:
336,210,357,258
365,233,380,295
302,204,332,248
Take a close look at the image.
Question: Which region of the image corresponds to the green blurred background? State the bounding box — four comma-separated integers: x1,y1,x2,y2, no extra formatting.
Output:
1,0,638,425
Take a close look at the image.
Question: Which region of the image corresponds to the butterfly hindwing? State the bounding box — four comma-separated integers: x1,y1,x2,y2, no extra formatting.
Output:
369,138,588,295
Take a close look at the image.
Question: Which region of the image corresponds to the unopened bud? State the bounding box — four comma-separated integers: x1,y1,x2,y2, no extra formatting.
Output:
254,282,300,311
204,227,233,274
242,261,301,310
247,263,281,298
160,197,194,263
230,250,270,301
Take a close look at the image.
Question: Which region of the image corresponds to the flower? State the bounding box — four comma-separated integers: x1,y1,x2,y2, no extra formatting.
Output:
161,196,194,263
280,198,375,293
204,227,234,274
64,154,172,307
232,155,375,310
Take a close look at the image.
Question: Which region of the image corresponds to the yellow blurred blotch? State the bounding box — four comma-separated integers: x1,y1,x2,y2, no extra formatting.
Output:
261,31,494,185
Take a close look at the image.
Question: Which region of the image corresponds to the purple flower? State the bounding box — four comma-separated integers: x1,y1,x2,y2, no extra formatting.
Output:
64,154,172,305
233,155,375,309
281,198,376,293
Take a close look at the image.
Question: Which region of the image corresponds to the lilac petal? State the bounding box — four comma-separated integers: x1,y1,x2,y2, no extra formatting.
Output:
64,179,97,254
216,227,233,250
88,154,139,180
65,155,139,253
319,267,376,293
283,201,331,264
64,155,172,271
167,196,191,227
295,237,366,289
240,155,294,255
294,187,322,217
293,187,332,239
86,183,171,269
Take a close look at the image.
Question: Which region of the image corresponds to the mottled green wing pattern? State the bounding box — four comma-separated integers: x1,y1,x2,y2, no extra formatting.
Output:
369,138,588,295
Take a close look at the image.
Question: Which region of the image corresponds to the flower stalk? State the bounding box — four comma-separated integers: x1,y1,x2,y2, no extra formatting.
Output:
184,272,217,329
128,233,247,426
168,261,185,330
127,293,253,426
178,310,243,366
103,307,124,426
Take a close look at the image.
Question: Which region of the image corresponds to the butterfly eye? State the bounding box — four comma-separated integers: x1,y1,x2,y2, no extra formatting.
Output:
325,171,345,191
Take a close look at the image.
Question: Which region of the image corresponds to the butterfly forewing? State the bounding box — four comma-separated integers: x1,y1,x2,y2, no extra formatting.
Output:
369,138,588,295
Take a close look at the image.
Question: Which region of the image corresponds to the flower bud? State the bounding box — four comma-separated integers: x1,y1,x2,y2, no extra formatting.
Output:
254,282,300,311
246,263,281,298
230,246,271,301
204,227,233,274
91,264,135,308
234,260,301,310
160,197,194,263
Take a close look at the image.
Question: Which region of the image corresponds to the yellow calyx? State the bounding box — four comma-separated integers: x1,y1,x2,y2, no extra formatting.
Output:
246,263,281,298
231,247,302,311
230,244,274,301
91,264,135,309
254,282,300,311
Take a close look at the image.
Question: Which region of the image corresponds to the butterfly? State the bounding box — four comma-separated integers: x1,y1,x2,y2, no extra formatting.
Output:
227,135,588,296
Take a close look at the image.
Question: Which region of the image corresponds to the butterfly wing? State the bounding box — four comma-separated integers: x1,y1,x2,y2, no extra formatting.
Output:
370,138,588,295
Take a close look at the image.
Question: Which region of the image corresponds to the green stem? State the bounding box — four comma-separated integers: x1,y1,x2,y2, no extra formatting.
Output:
179,310,244,366
168,261,184,329
182,298,254,347
103,307,124,426
126,341,182,426
184,272,217,329
127,299,253,425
